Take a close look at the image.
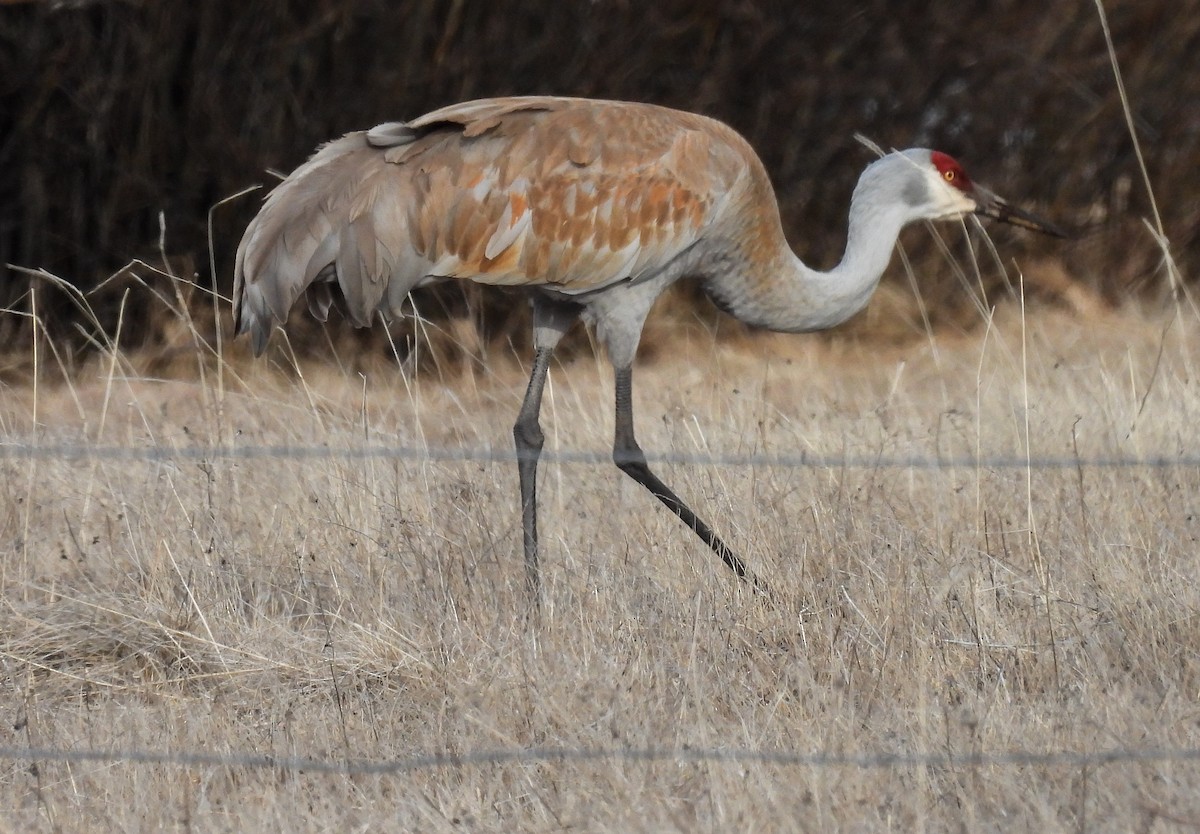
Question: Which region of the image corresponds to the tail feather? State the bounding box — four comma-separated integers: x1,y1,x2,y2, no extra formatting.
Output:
233,132,421,354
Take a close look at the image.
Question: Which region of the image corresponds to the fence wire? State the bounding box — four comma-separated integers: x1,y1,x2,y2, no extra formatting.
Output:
2,743,1199,776
2,442,1199,470
4,442,1197,777
3,442,1198,780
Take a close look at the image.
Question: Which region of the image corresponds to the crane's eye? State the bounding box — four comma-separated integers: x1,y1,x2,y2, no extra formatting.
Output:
943,170,956,182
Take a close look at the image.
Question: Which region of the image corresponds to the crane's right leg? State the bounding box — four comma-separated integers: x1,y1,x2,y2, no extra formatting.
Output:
612,364,769,595
512,299,578,600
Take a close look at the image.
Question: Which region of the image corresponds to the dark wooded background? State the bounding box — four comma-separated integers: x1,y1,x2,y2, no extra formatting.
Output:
1,0,1195,365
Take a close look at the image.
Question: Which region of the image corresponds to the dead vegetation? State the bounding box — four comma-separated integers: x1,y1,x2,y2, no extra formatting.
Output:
2,1,1197,829
3,295,1200,830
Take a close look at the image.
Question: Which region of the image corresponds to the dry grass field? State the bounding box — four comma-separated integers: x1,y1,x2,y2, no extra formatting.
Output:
3,295,1200,831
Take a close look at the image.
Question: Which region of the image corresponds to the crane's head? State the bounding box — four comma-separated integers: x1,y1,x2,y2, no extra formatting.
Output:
899,149,1068,237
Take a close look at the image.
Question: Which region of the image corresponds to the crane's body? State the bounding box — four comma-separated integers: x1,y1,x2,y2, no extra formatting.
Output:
234,96,1064,596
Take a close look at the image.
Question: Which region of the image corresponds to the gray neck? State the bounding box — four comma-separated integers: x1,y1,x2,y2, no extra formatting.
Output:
809,198,911,328
724,199,910,334
701,150,941,334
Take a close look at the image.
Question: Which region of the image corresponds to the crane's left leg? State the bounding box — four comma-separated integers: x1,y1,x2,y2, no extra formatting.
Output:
612,365,767,594
514,346,554,598
513,299,579,600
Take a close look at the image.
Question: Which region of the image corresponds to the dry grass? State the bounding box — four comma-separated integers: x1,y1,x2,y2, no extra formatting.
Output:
2,294,1200,831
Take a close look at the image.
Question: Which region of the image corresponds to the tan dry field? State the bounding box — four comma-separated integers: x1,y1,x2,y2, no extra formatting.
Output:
3,298,1200,831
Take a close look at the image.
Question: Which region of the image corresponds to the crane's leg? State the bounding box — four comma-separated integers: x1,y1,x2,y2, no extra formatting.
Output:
612,365,767,594
512,299,578,600
514,345,554,598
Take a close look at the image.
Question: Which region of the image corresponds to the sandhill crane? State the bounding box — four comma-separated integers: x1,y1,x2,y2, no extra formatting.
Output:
234,96,1065,597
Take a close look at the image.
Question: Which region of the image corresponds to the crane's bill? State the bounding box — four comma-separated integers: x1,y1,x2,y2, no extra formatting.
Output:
973,188,1071,238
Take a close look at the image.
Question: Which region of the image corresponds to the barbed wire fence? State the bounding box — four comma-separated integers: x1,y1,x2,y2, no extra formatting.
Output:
3,743,1200,777
4,438,1200,781
3,441,1199,470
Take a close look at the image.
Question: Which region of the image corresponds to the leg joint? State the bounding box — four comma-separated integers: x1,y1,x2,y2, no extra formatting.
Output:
613,439,646,471
513,415,545,451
